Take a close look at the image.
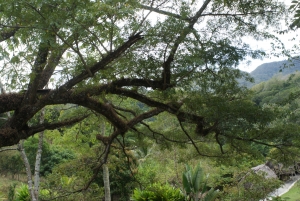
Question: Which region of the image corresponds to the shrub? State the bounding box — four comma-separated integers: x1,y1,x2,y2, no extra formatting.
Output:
24,137,75,176
131,183,185,201
15,184,30,201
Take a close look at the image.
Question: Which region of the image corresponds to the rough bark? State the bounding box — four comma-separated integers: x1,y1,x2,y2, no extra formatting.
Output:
0,32,145,148
0,1,289,162
103,163,111,201
101,122,111,201
18,140,37,201
33,108,45,201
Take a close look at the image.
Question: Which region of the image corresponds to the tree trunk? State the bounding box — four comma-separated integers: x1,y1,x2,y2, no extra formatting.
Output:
101,122,111,201
33,108,45,200
103,163,111,201
18,108,45,201
18,140,37,201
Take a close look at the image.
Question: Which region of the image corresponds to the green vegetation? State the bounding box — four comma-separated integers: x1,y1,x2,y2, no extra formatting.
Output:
0,176,26,201
182,163,219,201
132,183,185,201
14,184,30,201
280,181,300,201
0,0,300,200
241,58,300,88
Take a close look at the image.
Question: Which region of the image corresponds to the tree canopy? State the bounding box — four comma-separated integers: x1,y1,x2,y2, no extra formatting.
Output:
0,0,296,167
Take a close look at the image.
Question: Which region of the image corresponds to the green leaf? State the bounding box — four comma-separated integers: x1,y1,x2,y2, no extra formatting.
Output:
193,164,204,192
182,172,191,194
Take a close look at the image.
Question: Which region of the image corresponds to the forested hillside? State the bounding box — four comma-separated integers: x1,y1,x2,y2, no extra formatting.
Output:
251,58,300,84
253,71,300,110
240,58,300,88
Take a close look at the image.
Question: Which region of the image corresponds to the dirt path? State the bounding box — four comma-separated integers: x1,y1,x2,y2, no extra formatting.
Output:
263,175,300,200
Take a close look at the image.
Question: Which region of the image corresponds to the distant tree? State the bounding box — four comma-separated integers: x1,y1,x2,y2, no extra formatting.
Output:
251,72,300,161
23,137,75,176
0,151,24,179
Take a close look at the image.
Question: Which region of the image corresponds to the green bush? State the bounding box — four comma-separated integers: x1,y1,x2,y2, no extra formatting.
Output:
24,137,75,176
15,184,30,201
131,183,185,201
0,152,24,178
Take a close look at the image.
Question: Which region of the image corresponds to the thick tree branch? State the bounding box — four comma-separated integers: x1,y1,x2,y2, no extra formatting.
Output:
112,105,137,117
0,80,201,142
96,108,164,146
0,115,88,147
42,87,200,143
74,97,128,132
37,46,68,89
27,115,89,136
109,88,204,124
0,127,26,147
24,40,51,104
60,32,143,91
161,0,212,89
127,108,164,127
0,93,24,113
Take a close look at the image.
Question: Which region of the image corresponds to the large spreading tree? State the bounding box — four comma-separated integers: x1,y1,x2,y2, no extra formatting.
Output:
0,0,298,170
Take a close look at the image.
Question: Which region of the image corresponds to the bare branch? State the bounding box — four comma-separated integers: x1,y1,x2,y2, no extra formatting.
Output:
178,118,221,157
0,146,18,152
161,0,212,89
112,105,137,117
116,137,136,174
215,132,225,154
139,4,190,21
127,108,164,127
139,122,189,143
27,115,89,135
109,88,204,124
83,143,111,190
199,9,277,17
60,32,144,90
55,33,93,77
228,135,294,148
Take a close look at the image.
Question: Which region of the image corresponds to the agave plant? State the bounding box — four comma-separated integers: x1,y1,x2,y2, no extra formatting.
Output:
131,183,185,201
182,164,219,201
15,184,30,201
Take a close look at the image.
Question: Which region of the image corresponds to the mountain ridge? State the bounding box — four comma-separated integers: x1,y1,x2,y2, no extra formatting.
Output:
240,58,300,87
